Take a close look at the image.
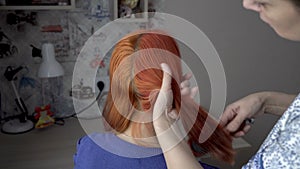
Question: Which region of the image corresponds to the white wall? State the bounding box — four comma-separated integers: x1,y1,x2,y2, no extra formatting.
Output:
165,0,300,168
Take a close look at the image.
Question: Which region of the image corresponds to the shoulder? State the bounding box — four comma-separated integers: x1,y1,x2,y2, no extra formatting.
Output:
73,132,167,169
75,132,117,154
76,132,106,148
242,93,300,169
73,133,114,168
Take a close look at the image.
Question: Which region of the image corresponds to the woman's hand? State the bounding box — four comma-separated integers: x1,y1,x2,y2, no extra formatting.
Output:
152,63,203,169
152,63,177,134
180,73,198,99
221,92,296,137
221,93,264,137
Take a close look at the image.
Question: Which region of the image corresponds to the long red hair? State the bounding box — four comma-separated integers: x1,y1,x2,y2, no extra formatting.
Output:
102,30,235,163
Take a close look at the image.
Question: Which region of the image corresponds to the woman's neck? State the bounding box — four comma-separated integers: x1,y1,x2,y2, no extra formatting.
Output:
116,123,160,148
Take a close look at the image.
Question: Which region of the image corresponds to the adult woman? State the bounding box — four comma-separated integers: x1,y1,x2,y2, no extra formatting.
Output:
220,0,300,168
73,31,235,169
160,0,300,168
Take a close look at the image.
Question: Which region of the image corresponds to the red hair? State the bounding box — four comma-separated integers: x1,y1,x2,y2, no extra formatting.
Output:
102,30,235,163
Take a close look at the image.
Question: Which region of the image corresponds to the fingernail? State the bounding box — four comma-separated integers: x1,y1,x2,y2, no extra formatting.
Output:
168,110,177,119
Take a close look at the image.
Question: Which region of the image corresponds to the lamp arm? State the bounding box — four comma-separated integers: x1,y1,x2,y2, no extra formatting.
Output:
4,66,23,81
4,66,29,122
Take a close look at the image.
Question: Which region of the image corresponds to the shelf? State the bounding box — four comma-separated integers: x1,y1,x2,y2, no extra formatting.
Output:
0,0,75,10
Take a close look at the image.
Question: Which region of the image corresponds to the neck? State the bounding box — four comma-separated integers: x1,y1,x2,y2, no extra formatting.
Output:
116,123,160,148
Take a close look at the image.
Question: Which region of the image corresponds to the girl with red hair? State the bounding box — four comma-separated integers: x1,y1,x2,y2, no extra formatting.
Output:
74,30,234,169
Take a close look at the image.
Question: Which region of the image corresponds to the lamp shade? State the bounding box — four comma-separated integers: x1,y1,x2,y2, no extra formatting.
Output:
38,43,64,78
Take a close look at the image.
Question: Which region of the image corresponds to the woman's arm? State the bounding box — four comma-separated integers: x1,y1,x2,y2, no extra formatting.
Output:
157,131,204,169
221,91,296,137
259,91,296,116
153,63,203,169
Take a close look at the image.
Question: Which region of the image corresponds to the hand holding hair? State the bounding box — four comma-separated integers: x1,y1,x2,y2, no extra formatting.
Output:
153,63,204,169
153,63,178,134
221,92,296,137
221,93,264,137
180,73,198,99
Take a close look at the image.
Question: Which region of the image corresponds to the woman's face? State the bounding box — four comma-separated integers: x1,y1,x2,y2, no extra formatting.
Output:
243,0,300,41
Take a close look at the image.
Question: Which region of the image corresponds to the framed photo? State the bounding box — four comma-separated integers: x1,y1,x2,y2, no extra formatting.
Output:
112,0,148,22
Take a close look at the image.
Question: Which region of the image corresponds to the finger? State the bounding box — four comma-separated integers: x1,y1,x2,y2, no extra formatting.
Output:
180,80,190,89
243,124,251,133
220,106,239,126
182,72,192,81
160,63,172,91
232,124,251,137
190,86,198,99
180,87,190,96
152,63,173,121
167,109,178,120
226,109,249,133
232,131,246,137
221,106,251,133
153,90,173,121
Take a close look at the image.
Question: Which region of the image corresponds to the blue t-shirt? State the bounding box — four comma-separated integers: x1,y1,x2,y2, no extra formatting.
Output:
243,93,300,169
74,133,218,169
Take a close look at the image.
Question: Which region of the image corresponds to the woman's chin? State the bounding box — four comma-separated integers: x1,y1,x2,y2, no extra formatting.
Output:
274,29,299,41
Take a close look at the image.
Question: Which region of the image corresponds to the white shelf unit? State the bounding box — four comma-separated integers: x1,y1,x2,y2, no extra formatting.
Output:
0,0,75,10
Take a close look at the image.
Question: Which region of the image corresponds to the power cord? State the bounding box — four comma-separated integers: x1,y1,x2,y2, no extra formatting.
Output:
1,81,106,127
68,81,106,119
